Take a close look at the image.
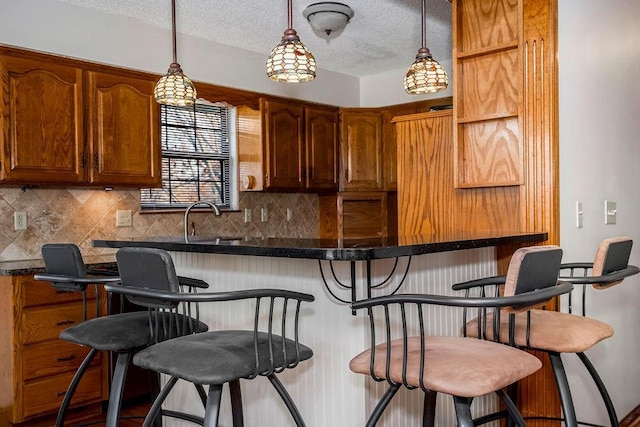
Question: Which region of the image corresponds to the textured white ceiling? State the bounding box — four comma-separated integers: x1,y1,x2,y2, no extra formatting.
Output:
52,0,452,77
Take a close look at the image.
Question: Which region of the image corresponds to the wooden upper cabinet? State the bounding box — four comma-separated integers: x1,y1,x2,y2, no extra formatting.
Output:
0,48,161,187
0,55,84,183
263,99,305,190
238,98,338,192
305,106,338,190
339,110,383,191
86,71,161,187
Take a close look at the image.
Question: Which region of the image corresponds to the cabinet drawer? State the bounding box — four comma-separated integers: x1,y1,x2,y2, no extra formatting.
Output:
21,275,98,308
22,366,103,420
21,302,97,345
22,339,101,381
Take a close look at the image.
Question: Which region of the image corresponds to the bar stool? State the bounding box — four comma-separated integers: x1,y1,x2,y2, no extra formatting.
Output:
349,245,570,426
454,238,639,427
105,246,315,427
34,243,209,427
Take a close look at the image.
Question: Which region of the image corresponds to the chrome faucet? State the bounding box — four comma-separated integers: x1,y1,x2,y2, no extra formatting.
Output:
184,201,221,242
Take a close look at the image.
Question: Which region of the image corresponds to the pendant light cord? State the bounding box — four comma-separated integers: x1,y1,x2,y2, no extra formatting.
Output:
287,0,293,29
171,0,178,63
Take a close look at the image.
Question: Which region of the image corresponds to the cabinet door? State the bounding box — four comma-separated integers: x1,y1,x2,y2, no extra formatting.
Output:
0,55,84,183
339,192,388,238
339,111,383,191
305,107,338,190
86,71,161,187
263,99,304,190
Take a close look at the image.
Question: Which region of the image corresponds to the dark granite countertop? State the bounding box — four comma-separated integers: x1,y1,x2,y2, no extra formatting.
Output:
93,231,548,262
0,255,116,276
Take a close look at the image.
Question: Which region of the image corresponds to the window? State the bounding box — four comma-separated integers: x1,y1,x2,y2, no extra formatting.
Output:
141,101,237,211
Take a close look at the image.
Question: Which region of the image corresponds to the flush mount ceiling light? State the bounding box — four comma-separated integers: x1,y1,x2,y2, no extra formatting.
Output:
266,0,317,83
154,0,197,106
303,2,354,36
404,0,448,95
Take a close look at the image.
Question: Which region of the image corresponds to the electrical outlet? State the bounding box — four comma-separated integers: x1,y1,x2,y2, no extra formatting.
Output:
286,208,294,222
261,208,268,222
116,210,132,227
14,211,27,230
244,208,252,223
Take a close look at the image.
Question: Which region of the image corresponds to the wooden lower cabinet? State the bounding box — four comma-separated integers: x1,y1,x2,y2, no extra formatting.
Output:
319,192,397,239
0,274,108,425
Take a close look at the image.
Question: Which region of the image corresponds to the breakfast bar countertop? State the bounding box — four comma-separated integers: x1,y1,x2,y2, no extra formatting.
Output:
0,255,116,276
93,231,548,261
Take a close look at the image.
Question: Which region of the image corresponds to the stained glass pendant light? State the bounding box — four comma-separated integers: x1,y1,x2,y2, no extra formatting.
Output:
266,0,317,83
404,0,448,94
154,0,197,106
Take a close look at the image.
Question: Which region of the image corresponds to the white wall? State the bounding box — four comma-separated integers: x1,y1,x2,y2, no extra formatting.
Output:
359,59,454,108
559,0,640,422
0,0,360,107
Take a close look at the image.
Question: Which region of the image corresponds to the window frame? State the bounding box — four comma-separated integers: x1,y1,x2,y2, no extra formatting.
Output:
140,100,238,212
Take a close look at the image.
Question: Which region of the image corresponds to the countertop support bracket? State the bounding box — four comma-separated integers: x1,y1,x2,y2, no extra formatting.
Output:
318,256,413,315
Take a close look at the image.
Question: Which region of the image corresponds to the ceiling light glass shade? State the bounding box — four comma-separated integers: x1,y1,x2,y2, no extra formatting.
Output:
154,62,197,106
404,47,448,95
266,29,317,83
303,2,354,36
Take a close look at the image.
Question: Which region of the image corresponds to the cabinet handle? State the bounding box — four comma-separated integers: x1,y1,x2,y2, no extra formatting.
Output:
80,152,86,169
56,320,75,326
344,168,349,182
57,355,76,362
94,153,99,170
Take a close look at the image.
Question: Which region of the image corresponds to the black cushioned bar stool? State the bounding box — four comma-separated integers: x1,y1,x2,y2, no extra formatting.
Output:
106,247,315,427
34,243,209,427
454,237,639,427
349,246,571,426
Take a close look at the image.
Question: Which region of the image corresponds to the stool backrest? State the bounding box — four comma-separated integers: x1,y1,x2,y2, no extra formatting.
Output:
41,243,88,291
503,245,563,312
591,236,633,289
115,247,181,309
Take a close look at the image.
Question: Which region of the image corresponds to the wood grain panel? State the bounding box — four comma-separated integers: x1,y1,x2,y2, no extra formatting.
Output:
339,110,383,191
22,340,99,381
458,117,522,187
21,302,97,346
395,111,523,237
86,71,160,186
340,193,388,238
459,49,520,119
262,99,304,190
237,105,264,191
305,106,338,190
21,278,96,308
22,366,103,420
397,112,454,236
457,0,519,53
0,56,84,183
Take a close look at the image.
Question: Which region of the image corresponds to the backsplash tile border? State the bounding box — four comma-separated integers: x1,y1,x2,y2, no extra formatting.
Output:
0,188,319,261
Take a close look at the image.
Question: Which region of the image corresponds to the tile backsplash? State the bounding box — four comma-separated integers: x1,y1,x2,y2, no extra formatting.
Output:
0,187,319,261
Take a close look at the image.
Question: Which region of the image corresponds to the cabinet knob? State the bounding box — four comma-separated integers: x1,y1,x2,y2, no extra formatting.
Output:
242,175,255,190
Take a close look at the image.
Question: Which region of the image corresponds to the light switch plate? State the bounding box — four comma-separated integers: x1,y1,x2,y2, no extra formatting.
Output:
261,208,268,222
576,201,583,228
604,200,617,225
